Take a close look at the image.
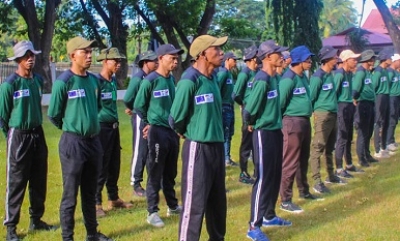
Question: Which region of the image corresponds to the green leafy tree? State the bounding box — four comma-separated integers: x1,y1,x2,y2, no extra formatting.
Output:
319,0,358,37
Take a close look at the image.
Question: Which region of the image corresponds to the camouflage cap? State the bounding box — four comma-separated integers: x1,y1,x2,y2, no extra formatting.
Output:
67,36,97,54
190,35,228,58
97,47,126,61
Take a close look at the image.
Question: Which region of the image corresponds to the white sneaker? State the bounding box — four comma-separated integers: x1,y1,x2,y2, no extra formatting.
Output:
387,143,398,152
147,212,165,228
384,148,396,156
374,150,390,159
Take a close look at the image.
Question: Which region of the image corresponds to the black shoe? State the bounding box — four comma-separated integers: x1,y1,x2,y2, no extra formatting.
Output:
299,192,324,201
359,161,370,167
6,226,20,241
239,172,255,185
335,169,353,179
86,232,114,241
325,175,347,185
313,182,331,194
368,157,379,163
29,219,56,231
345,165,365,173
134,185,146,197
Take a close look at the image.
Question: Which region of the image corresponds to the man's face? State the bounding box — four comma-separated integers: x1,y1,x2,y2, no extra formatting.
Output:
17,51,35,70
226,58,237,69
71,47,93,70
144,60,159,72
159,54,179,72
105,59,122,74
267,52,283,67
203,46,224,67
367,57,375,70
345,58,358,70
301,56,312,71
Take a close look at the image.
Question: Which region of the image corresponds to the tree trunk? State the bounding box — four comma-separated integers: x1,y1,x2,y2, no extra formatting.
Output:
14,0,60,93
373,0,400,53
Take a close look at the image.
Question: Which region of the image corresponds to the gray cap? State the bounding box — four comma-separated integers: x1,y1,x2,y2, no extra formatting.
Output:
243,46,258,61
257,40,288,59
138,50,158,63
8,40,41,61
359,49,377,62
318,46,338,62
223,52,240,61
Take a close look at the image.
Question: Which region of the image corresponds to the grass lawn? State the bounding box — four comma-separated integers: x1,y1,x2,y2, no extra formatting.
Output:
1,101,400,240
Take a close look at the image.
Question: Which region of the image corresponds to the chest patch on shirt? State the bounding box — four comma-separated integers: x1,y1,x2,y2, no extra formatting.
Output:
153,89,169,98
322,83,333,91
267,90,278,99
226,79,233,84
195,93,214,105
342,81,349,87
293,87,306,95
101,92,113,100
380,76,387,82
247,82,253,88
13,89,30,99
364,78,372,85
393,77,399,82
68,89,86,99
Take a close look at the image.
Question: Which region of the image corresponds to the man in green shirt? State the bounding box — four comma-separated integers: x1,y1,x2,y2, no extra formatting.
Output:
386,54,400,151
218,52,240,167
47,36,112,241
352,49,377,167
124,51,158,197
244,40,291,241
334,50,364,176
232,46,258,185
134,44,183,228
372,50,392,158
170,34,228,241
0,40,54,241
309,46,346,195
279,45,314,213
94,47,132,218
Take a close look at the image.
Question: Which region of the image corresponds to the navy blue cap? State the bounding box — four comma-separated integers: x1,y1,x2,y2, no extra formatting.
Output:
223,52,241,61
156,44,184,56
290,45,315,64
318,46,338,62
243,46,258,61
257,40,288,59
378,49,392,61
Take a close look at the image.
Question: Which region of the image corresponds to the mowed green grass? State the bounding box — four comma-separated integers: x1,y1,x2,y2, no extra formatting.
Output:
1,101,400,240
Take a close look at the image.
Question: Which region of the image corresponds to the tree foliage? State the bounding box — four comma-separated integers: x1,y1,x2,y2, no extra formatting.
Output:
319,0,358,37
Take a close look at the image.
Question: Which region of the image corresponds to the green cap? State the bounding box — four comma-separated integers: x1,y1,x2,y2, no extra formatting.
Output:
190,35,228,58
97,47,126,61
67,36,97,54
359,49,377,62
138,50,158,64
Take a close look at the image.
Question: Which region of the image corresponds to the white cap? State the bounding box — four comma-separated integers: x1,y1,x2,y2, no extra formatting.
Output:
339,50,360,62
391,53,400,62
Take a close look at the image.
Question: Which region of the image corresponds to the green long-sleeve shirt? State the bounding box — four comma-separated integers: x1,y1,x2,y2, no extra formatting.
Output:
372,66,390,95
217,67,235,105
123,69,147,111
243,70,282,130
279,69,312,117
0,73,43,136
169,67,223,142
333,68,353,103
134,71,175,128
310,68,337,112
232,67,256,106
352,66,375,102
47,70,102,137
388,67,400,97
96,74,118,123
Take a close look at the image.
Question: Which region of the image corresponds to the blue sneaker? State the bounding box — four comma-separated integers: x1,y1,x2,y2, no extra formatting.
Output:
247,227,270,241
262,216,292,227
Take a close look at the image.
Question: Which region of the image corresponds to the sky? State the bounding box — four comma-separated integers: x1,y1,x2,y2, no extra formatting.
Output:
352,0,399,25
